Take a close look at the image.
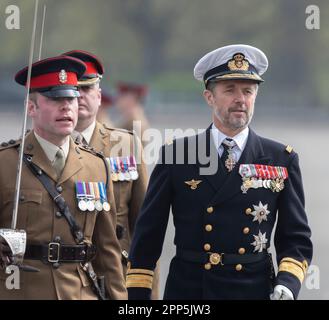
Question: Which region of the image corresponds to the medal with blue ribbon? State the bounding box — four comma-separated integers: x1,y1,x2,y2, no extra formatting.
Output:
98,182,111,212
122,157,131,181
109,157,119,182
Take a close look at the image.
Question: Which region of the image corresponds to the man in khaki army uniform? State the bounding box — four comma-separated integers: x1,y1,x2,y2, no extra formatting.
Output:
0,56,127,299
62,50,159,299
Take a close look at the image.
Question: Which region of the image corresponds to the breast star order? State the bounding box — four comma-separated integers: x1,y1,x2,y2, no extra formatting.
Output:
251,201,270,224
251,231,268,253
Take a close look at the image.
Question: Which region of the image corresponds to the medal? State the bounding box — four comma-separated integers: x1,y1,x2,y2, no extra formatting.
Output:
78,199,87,211
87,201,95,212
241,177,253,194
93,182,103,212
129,156,139,180
115,157,125,181
251,178,263,189
89,182,96,208
98,182,111,212
225,153,236,172
102,202,111,212
76,182,88,212
119,157,130,181
251,201,270,224
95,201,103,211
270,178,285,192
109,157,119,182
85,182,95,212
122,157,131,181
118,172,125,181
251,231,268,253
222,140,237,172
239,164,288,194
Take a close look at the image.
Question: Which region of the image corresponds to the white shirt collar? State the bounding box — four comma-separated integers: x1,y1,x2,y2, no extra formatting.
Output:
211,123,249,151
34,131,70,164
72,121,96,145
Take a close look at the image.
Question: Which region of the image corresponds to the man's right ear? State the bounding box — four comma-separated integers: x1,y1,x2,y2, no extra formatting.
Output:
27,99,36,116
203,89,214,106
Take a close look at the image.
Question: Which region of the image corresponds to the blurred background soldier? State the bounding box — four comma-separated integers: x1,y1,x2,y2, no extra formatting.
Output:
64,50,159,299
115,82,150,146
0,56,126,299
96,90,115,127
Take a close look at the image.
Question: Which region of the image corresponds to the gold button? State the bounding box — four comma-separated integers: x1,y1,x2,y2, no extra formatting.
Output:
235,264,243,271
243,227,250,234
207,207,214,213
238,248,246,255
205,224,213,232
204,263,212,270
204,243,211,251
245,208,252,215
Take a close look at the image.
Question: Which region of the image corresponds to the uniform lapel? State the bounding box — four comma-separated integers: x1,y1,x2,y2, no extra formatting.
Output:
209,128,271,205
58,138,83,184
89,121,107,152
24,131,57,181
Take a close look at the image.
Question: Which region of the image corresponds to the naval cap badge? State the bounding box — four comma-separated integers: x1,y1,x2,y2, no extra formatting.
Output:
228,53,249,71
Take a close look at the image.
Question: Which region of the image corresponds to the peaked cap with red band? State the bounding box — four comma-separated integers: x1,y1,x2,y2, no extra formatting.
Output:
116,82,148,100
15,56,86,98
62,50,104,86
101,90,114,108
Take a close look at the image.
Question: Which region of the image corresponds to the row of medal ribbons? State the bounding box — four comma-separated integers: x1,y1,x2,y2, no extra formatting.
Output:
75,181,111,212
106,156,139,182
238,164,288,194
239,164,288,179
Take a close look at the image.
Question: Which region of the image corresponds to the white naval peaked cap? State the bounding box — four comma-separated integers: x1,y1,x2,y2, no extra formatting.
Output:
193,44,268,85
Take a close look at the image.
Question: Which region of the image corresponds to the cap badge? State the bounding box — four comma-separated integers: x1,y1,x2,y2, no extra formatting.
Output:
228,53,249,71
59,69,68,83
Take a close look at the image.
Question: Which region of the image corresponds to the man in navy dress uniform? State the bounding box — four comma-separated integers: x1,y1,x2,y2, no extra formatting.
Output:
126,44,312,300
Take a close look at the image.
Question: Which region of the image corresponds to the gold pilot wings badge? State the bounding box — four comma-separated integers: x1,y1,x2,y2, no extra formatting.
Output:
184,179,202,190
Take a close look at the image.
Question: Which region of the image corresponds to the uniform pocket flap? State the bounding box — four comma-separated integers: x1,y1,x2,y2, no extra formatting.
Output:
3,189,43,205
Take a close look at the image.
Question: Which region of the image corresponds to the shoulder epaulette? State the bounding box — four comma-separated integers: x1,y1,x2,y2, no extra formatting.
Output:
77,144,105,158
0,139,20,151
102,123,134,135
285,145,293,154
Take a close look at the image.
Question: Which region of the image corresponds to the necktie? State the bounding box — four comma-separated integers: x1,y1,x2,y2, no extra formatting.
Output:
75,133,87,145
53,147,65,178
221,138,236,172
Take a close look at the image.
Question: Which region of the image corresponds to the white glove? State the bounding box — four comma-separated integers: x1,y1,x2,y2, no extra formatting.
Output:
270,285,294,300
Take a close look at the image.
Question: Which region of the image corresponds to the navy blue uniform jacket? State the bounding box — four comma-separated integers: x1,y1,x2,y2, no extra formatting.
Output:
127,126,312,300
